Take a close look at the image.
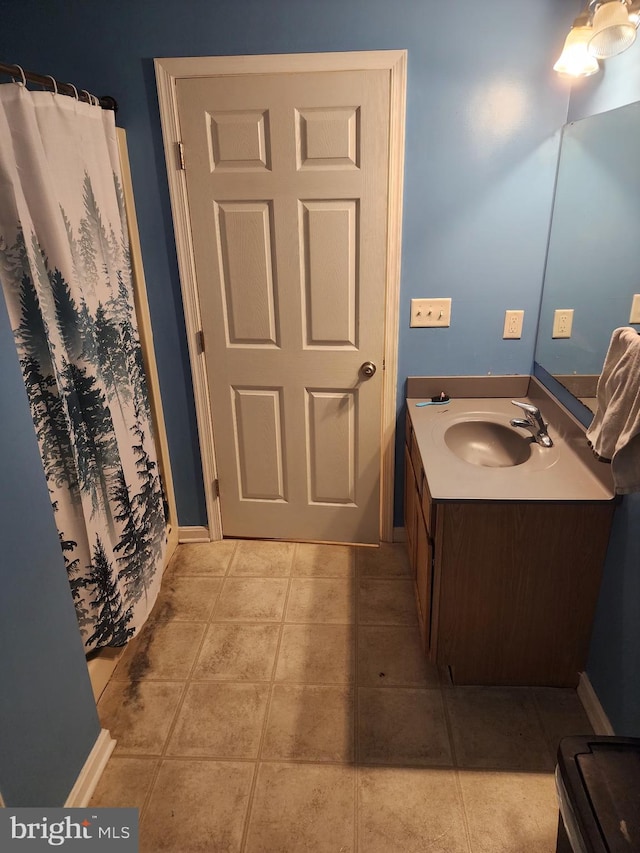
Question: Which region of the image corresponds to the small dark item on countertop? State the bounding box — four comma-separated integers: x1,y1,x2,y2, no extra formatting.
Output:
415,392,450,408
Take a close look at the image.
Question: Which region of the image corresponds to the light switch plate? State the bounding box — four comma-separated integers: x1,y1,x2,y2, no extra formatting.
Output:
410,298,451,328
630,294,640,324
552,309,574,338
503,310,524,339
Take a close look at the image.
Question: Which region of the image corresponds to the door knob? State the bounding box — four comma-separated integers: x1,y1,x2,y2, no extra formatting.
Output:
360,361,377,378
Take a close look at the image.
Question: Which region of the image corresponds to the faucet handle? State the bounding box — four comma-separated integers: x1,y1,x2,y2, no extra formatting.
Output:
510,401,553,447
510,400,539,417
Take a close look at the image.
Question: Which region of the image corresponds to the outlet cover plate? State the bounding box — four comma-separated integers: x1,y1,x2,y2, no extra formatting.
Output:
410,298,451,328
503,310,524,339
552,308,574,339
630,294,640,324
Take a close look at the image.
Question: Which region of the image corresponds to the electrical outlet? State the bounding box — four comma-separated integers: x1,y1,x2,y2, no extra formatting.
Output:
410,298,451,328
503,310,524,339
630,294,640,324
552,308,574,338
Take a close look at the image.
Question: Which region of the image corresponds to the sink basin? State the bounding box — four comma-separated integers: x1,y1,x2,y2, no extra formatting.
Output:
444,421,532,468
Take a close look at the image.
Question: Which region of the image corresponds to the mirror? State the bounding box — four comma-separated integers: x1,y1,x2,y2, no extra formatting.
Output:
533,99,640,425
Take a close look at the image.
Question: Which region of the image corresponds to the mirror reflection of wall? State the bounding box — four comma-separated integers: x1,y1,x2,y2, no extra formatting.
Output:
534,99,640,417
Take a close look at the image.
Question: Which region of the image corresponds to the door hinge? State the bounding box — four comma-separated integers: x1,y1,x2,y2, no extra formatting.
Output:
383,358,386,371
176,141,185,170
212,478,220,499
196,330,205,354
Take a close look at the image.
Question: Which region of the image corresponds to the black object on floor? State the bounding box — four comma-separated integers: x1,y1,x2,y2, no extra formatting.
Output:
556,735,640,852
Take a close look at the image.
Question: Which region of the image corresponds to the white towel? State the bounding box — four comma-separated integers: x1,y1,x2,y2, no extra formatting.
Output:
586,326,640,494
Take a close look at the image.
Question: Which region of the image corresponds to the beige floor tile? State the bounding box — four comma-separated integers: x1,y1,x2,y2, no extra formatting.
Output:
213,577,289,622
358,625,440,688
167,682,270,758
458,770,558,853
245,763,356,853
358,767,470,853
149,576,222,622
193,623,280,681
531,687,594,761
286,578,355,624
262,684,354,762
229,539,295,576
293,543,355,577
97,681,184,755
358,687,452,767
167,539,237,576
358,578,418,626
276,624,355,684
89,756,159,809
356,543,411,578
111,621,205,681
445,687,554,771
140,759,254,852
95,535,571,853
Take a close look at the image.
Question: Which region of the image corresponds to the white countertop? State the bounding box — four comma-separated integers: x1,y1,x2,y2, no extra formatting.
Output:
408,397,614,502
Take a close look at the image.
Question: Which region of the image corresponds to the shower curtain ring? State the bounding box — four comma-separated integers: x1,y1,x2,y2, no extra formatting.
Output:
80,89,98,107
13,65,26,87
46,75,58,95
68,83,79,101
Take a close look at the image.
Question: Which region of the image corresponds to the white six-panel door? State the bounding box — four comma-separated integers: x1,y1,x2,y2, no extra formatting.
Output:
173,63,396,544
154,50,407,541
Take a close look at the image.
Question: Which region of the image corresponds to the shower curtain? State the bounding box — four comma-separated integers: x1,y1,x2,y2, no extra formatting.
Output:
0,83,166,652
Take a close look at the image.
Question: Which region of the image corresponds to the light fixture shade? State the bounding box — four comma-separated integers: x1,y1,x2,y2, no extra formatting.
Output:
588,1,637,59
553,26,601,76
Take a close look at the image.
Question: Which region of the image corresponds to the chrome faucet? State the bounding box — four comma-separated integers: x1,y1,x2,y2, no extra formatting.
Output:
510,400,554,447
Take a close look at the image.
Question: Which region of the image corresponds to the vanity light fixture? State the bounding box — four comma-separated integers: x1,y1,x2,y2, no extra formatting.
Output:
554,0,640,78
589,0,637,57
553,10,601,77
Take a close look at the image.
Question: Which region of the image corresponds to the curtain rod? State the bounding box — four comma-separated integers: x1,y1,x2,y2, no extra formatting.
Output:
0,62,118,112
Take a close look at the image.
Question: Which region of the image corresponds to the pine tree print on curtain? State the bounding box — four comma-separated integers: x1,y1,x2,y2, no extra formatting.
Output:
0,84,166,652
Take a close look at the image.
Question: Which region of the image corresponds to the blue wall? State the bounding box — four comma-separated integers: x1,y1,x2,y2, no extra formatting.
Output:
587,495,640,736
0,0,577,528
3,0,638,803
0,296,100,805
565,50,640,737
568,44,640,122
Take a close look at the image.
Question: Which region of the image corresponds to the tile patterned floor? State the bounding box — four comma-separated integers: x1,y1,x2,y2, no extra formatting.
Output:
92,540,593,852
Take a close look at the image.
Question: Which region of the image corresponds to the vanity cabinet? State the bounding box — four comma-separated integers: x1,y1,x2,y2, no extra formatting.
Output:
404,411,615,687
404,421,435,655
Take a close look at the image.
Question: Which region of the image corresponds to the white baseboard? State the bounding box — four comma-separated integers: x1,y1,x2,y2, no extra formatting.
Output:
65,729,116,807
578,672,615,736
87,648,124,703
178,525,211,543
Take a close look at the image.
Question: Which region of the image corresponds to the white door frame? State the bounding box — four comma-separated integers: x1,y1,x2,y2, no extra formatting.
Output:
155,50,406,542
